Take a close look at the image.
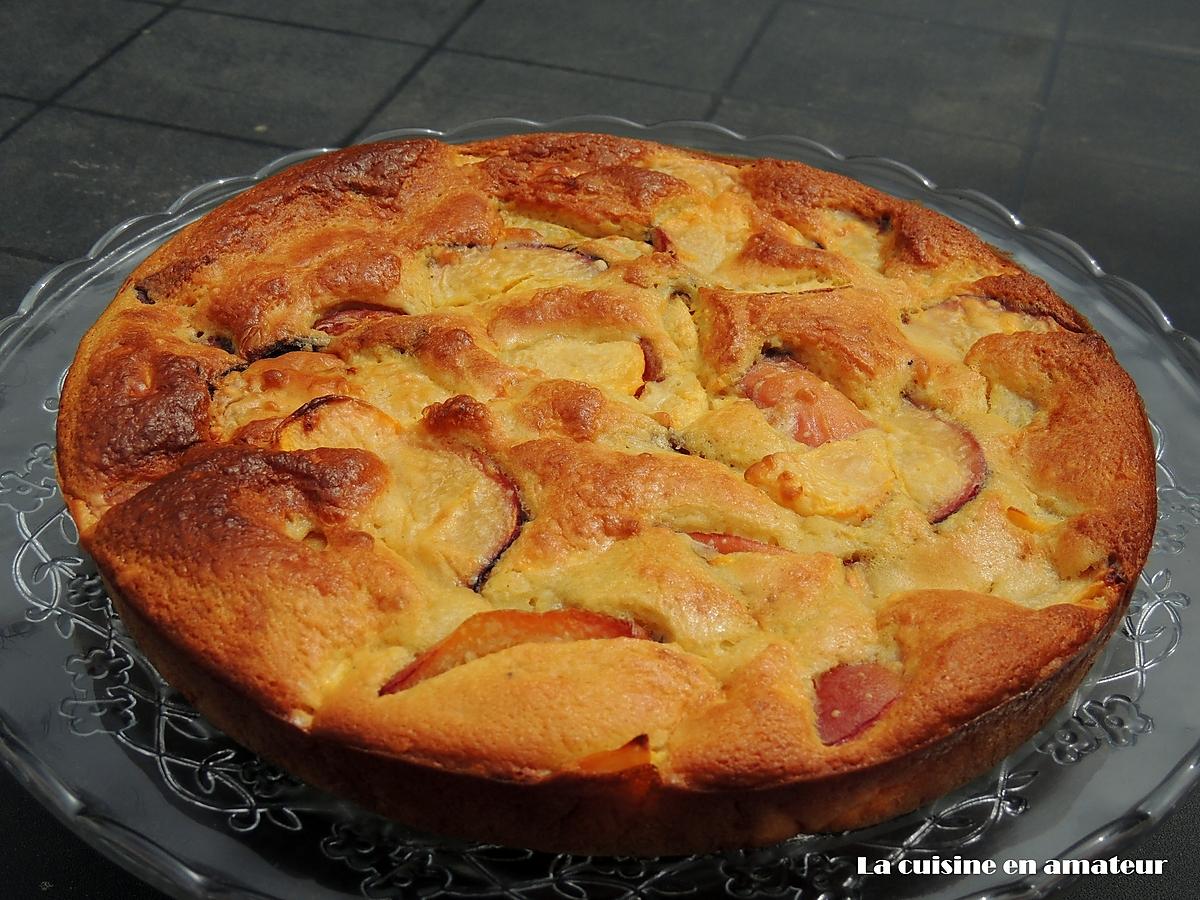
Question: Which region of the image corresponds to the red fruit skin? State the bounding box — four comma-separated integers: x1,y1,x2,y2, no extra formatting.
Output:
465,462,523,590
928,421,987,524
639,337,665,384
740,359,872,447
380,609,647,694
814,662,902,744
313,304,404,335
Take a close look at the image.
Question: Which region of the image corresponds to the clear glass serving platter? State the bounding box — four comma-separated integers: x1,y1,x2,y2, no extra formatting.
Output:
2,117,1199,900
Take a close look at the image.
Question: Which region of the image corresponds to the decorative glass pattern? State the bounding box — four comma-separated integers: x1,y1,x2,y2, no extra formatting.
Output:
1,118,1198,900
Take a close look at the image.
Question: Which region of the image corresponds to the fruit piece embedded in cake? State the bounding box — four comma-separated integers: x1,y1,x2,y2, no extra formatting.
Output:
380,609,647,693
740,358,872,447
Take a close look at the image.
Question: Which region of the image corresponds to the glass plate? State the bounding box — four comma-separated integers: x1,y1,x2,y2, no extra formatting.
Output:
2,116,1199,900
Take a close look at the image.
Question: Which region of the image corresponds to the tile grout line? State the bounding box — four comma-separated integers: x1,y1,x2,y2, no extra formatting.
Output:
52,73,1069,165
62,85,1131,172
196,3,809,121
0,0,185,144
437,46,715,97
338,0,486,146
1011,0,1075,214
187,0,1200,95
716,106,1030,154
52,103,301,150
703,0,786,121
6,0,1187,180
789,0,1069,42
65,4,779,104
175,3,433,51
0,245,64,265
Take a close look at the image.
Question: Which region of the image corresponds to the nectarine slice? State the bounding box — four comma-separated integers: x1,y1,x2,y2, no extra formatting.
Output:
687,532,786,555
380,609,647,694
740,359,872,447
814,662,901,744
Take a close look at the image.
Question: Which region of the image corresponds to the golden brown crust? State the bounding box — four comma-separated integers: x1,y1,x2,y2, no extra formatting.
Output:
966,330,1156,580
739,158,1008,274
56,305,236,526
88,445,405,715
110,576,1117,854
58,132,1156,854
695,287,921,403
969,272,1092,332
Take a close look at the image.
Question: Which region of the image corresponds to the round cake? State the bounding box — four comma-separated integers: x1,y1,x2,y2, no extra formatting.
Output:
56,132,1156,855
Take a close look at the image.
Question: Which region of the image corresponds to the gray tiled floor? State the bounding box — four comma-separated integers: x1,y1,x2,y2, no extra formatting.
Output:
0,251,56,310
183,0,477,44
1022,147,1200,313
0,0,160,100
2,2,1199,899
63,9,426,146
0,97,36,133
1066,0,1200,56
358,51,712,137
1042,44,1200,172
815,0,1070,37
730,3,1056,143
449,0,776,91
0,107,284,260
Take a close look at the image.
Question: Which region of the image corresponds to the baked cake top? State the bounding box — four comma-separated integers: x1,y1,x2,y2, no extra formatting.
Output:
57,133,1154,798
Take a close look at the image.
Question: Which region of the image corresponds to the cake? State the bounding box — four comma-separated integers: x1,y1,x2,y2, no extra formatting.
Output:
55,132,1156,855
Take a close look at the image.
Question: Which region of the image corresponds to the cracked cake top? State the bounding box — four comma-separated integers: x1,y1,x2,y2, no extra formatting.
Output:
56,133,1156,853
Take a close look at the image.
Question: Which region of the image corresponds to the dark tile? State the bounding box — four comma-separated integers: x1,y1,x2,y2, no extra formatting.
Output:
0,770,164,900
1059,786,1200,900
1021,148,1200,332
803,0,1068,38
449,0,774,91
359,52,711,139
0,251,57,319
1067,0,1200,58
0,97,37,133
730,4,1052,143
62,9,424,146
0,0,159,100
0,108,286,261
184,0,475,45
714,98,1025,208
1041,45,1200,173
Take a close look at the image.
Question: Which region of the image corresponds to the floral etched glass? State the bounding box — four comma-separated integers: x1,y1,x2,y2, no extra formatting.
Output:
1,117,1198,900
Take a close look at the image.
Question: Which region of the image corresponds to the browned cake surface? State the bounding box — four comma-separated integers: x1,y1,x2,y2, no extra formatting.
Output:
56,133,1156,854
